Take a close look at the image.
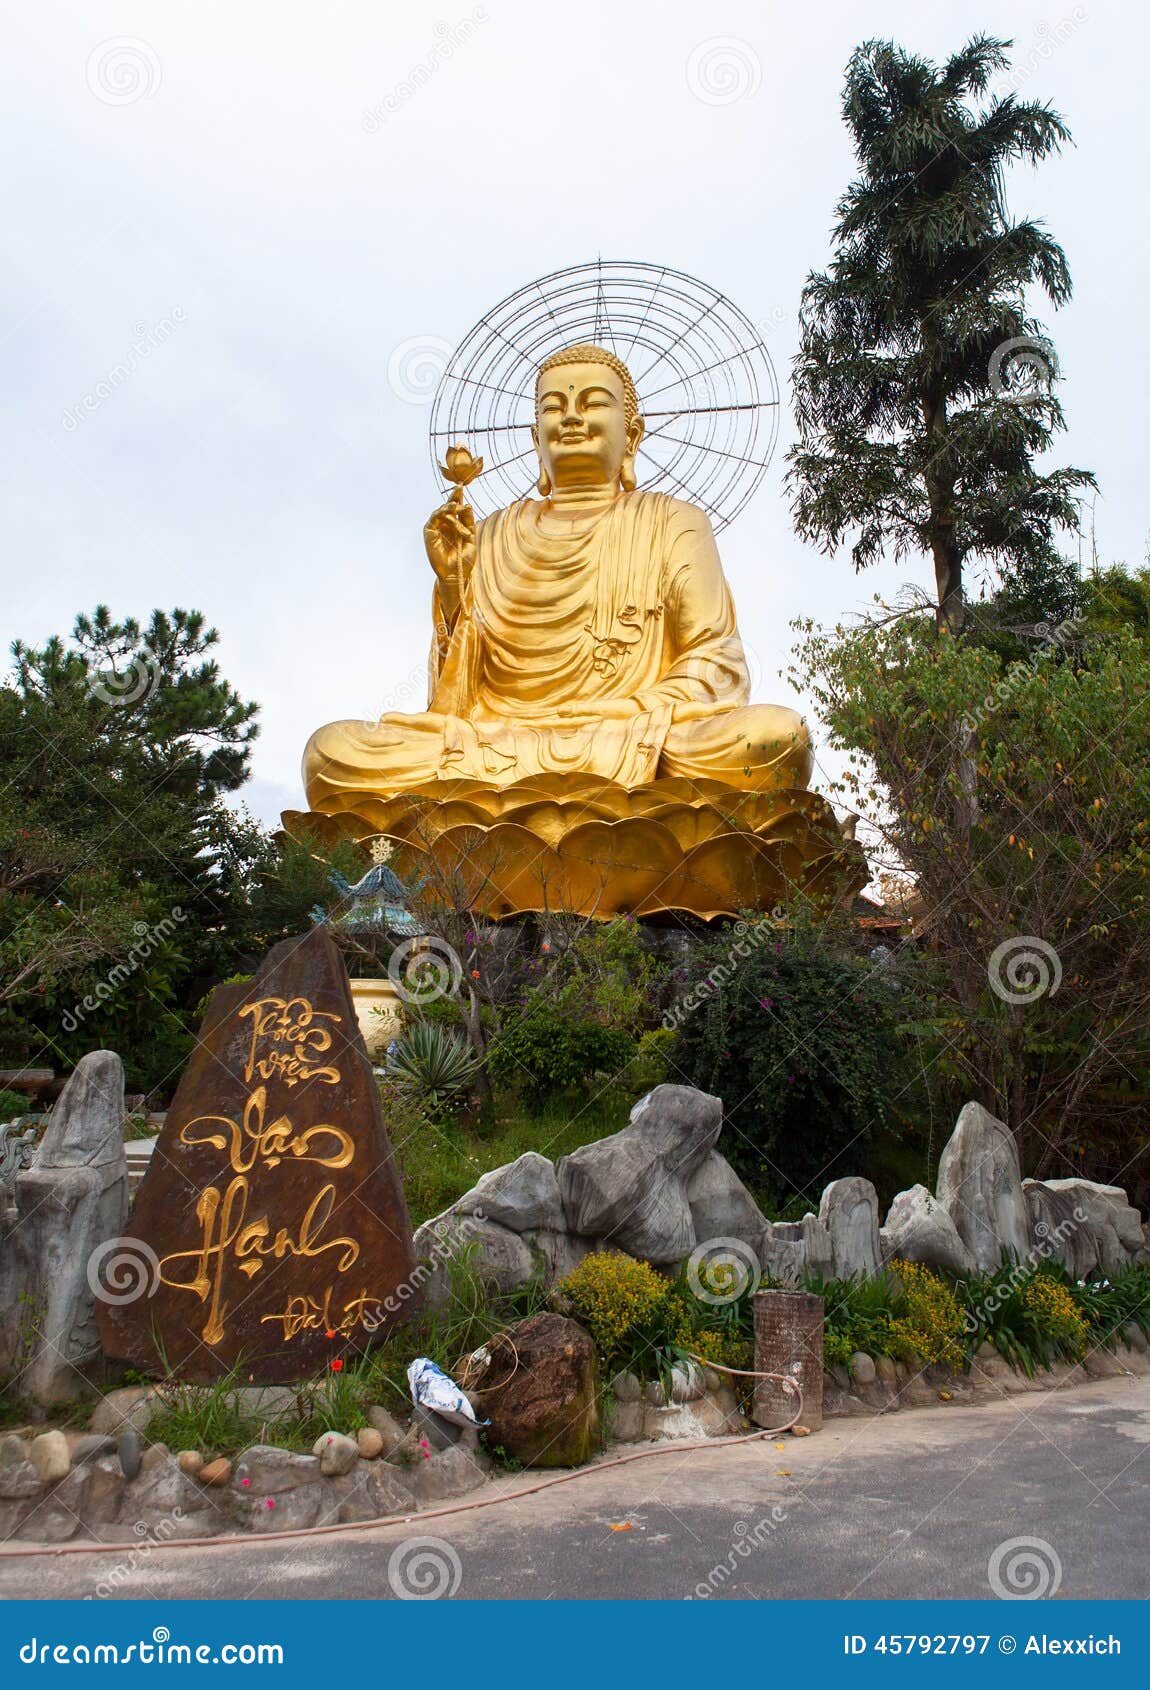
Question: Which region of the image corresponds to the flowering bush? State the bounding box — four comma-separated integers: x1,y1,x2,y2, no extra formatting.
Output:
889,1261,966,1368
817,1263,964,1369
554,1252,668,1367
1021,1274,1088,1358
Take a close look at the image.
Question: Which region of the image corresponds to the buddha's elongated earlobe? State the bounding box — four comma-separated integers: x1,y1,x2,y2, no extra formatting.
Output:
537,464,552,496
620,454,637,493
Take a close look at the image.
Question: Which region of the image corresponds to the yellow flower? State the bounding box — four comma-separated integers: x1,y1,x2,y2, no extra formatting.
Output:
438,444,484,487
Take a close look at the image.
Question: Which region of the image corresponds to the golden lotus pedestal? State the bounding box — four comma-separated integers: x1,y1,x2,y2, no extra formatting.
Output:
284,775,865,922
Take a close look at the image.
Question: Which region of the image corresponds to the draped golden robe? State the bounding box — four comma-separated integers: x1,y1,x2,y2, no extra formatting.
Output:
304,490,811,808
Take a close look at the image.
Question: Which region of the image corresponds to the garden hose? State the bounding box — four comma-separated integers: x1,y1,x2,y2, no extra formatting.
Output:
0,1372,804,1562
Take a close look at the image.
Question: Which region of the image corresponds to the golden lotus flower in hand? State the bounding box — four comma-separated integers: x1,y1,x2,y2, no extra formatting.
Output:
438,444,484,488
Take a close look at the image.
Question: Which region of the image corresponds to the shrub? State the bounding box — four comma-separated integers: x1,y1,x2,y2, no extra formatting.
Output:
554,1252,669,1370
673,915,907,1203
490,1004,636,1103
0,1089,29,1123
889,1261,966,1368
959,1260,1089,1375
813,1262,965,1369
388,1020,481,1114
554,1251,757,1399
1070,1264,1150,1345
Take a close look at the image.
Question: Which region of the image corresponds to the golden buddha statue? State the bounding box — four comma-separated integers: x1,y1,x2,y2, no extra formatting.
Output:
290,343,860,920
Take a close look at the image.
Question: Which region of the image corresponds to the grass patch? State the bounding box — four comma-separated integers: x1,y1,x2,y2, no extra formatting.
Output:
386,1088,632,1226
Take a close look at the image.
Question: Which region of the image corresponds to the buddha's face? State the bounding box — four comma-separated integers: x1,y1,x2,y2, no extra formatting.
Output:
533,360,640,493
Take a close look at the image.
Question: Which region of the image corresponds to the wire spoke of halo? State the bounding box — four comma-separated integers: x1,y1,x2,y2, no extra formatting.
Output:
428,260,778,531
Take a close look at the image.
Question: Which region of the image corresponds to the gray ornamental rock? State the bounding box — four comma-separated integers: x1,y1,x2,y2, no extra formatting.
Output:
0,1434,26,1468
759,1214,834,1284
556,1084,723,1264
89,1386,159,1437
412,1213,536,1309
117,1428,141,1481
818,1178,883,1279
313,1431,359,1476
455,1151,564,1233
685,1151,767,1248
519,1227,598,1285
13,1051,129,1405
15,1468,91,1543
411,1441,490,1504
1023,1178,1143,1277
936,1101,1029,1272
233,1445,327,1530
120,1452,207,1520
881,1185,975,1276
330,1460,416,1523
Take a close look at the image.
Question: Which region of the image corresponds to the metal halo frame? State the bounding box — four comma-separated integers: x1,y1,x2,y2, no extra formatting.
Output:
428,259,779,533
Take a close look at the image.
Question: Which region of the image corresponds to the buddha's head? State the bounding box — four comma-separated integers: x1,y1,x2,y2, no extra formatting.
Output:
533,343,645,497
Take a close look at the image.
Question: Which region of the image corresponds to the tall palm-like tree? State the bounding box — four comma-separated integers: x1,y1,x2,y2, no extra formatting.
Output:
788,36,1094,633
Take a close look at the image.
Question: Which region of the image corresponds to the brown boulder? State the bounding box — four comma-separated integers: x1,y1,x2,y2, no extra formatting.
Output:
469,1312,599,1468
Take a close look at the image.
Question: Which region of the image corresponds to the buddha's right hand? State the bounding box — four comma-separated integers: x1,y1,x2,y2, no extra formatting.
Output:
423,488,477,613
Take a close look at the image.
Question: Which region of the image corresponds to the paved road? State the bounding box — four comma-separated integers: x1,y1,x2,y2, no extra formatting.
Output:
3,1376,1148,1601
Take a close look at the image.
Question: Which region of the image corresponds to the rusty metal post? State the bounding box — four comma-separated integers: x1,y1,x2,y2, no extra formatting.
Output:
752,1289,825,1432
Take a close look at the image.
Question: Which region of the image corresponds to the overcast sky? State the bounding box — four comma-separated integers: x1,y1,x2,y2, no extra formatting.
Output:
3,0,1145,827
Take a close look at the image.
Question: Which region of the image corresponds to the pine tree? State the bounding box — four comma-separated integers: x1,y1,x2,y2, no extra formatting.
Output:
788,36,1094,632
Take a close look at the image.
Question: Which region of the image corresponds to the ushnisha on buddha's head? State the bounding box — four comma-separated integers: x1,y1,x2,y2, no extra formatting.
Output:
532,343,646,498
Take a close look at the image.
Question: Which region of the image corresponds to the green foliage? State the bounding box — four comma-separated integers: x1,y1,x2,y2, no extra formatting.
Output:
1068,1263,1150,1345
553,1252,669,1372
818,1262,971,1371
0,607,359,1095
489,918,665,1105
388,1020,481,1115
554,1251,754,1400
787,35,1093,629
0,606,254,1091
0,1089,29,1123
382,1085,629,1228
794,612,1150,1165
490,1005,636,1103
671,915,906,1204
958,1260,1089,1375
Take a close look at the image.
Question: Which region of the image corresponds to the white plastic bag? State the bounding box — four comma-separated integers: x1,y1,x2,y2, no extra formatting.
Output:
407,1356,488,1427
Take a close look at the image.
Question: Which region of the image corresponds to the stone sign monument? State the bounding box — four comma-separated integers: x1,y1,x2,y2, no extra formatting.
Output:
97,927,417,1382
